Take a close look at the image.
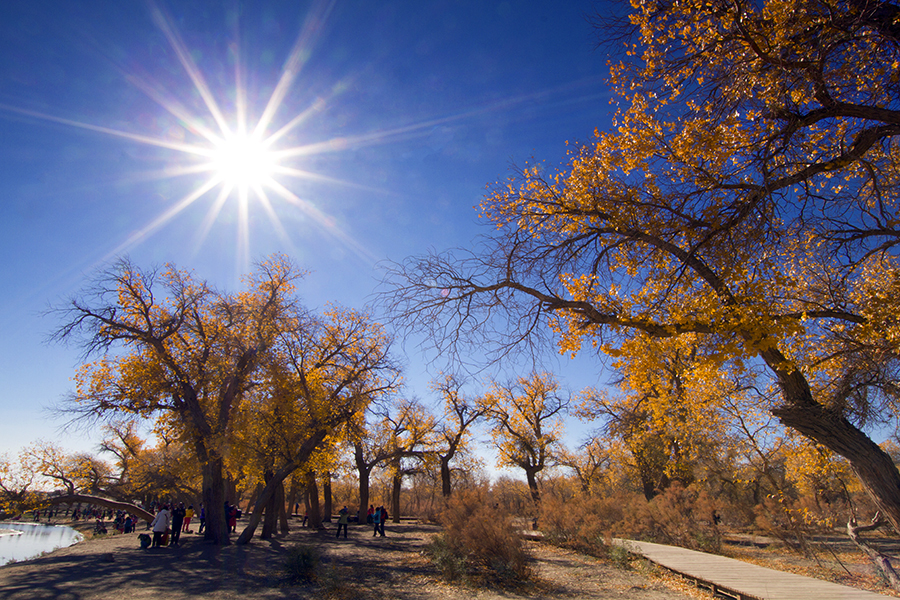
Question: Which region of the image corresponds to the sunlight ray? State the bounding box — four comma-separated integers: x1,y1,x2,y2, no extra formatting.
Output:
106,163,218,186
254,0,338,137
264,97,328,147
0,103,214,156
274,165,395,195
190,184,234,258
231,39,247,136
252,185,301,258
266,179,376,263
123,72,222,144
149,2,232,137
100,176,221,262
274,76,607,159
236,186,251,275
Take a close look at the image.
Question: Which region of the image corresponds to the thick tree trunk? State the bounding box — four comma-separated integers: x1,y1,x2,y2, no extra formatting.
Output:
307,471,323,530
525,468,541,504
763,347,900,534
775,401,900,532
202,457,229,545
277,482,289,534
246,482,263,519
355,443,372,525
322,472,333,522
287,478,298,517
261,471,277,539
440,457,452,498
391,474,402,523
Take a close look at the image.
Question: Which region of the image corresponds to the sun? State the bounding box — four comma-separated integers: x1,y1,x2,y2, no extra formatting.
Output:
209,132,278,191
0,2,473,271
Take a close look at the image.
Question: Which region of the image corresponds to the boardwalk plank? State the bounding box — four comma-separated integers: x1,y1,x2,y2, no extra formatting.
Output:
613,539,892,600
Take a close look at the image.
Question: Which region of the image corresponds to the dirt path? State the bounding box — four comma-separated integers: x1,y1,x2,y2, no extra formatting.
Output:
0,522,699,599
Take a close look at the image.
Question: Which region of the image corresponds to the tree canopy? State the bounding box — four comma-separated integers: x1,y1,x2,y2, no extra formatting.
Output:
384,0,900,529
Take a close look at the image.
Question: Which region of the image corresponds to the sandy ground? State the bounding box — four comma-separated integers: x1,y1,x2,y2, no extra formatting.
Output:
0,521,701,600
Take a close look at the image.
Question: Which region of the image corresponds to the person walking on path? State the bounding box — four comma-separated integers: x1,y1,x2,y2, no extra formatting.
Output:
170,503,186,546
336,507,349,539
150,505,171,548
372,505,381,537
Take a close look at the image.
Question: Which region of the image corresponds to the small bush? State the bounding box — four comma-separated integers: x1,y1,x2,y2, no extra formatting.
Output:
427,534,468,581
283,545,320,583
428,488,532,586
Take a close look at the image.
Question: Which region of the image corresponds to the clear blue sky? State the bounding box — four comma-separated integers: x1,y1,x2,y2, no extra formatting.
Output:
0,0,615,457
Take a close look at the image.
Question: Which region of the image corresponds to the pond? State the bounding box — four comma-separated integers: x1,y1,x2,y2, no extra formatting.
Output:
0,522,83,566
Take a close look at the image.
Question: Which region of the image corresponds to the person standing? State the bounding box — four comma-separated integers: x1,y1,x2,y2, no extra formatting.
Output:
335,507,349,539
183,505,194,532
225,502,238,533
198,504,206,534
378,506,388,537
150,505,171,548
170,503,186,546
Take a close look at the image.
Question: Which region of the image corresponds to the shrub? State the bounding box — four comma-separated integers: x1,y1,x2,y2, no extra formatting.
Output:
427,488,532,586
283,545,320,583
538,483,722,555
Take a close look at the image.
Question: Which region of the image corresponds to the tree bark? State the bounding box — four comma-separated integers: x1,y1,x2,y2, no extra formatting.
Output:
277,482,289,534
306,470,323,530
525,468,541,504
440,457,452,498
765,351,900,534
286,478,298,517
355,443,372,525
322,472,333,522
261,471,277,539
391,473,402,523
776,400,900,533
201,457,229,545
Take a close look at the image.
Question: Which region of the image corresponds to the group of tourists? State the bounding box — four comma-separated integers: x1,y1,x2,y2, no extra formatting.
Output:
367,504,388,537
149,502,203,548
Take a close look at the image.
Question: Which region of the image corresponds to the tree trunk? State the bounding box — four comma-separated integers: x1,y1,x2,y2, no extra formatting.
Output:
763,348,900,534
525,468,541,504
322,472,333,522
287,477,298,517
235,430,330,544
391,473,402,523
278,482,289,534
440,456,452,498
355,443,372,525
307,470,323,530
202,457,229,545
246,482,263,519
261,471,277,539
776,400,900,533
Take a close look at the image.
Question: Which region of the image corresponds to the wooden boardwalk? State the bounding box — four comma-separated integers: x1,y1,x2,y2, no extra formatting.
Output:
613,538,891,600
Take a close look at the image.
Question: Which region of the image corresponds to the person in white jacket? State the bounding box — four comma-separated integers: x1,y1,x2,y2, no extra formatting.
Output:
150,505,171,548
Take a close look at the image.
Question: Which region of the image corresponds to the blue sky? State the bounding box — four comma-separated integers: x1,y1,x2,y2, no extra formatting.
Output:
0,0,615,458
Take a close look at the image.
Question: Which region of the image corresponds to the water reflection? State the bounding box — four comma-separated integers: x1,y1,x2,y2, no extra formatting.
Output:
0,522,83,566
